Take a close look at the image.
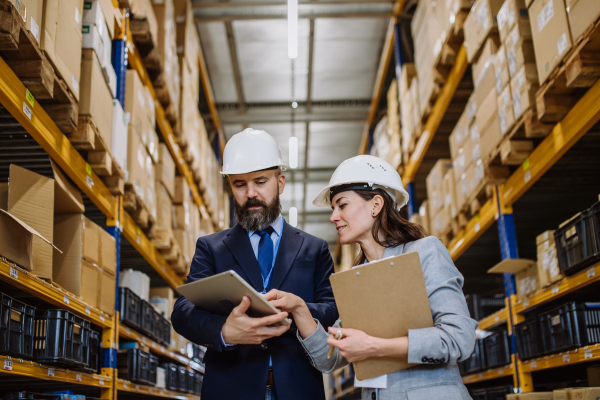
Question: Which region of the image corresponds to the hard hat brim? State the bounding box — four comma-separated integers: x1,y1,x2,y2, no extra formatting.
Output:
220,163,288,176
312,181,409,210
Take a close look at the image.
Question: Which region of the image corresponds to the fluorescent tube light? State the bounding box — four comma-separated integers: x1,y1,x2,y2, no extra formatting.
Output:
289,207,298,227
289,136,298,169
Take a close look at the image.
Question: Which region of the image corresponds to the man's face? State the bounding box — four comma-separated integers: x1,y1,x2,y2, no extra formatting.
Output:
229,169,286,231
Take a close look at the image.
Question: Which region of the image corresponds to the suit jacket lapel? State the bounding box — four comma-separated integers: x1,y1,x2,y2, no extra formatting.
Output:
222,224,263,291
270,222,304,290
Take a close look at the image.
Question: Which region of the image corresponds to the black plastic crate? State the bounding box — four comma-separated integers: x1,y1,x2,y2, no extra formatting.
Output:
540,302,600,355
161,363,178,391
458,339,486,375
486,385,514,400
119,287,142,330
154,314,170,346
465,294,505,321
190,372,203,395
4,394,61,400
83,330,101,374
33,310,91,368
469,388,488,400
516,316,545,360
555,204,600,276
177,365,188,392
1,292,35,359
140,300,155,339
190,343,205,364
186,369,195,393
483,329,511,368
117,348,158,386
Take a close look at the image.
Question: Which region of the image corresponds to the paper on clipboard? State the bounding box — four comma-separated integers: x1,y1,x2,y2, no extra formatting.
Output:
330,252,433,381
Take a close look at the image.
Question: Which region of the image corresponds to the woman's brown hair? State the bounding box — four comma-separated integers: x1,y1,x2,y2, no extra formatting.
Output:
351,188,427,265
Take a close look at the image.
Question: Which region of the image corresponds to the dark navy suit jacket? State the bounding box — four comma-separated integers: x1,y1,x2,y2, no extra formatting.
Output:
171,221,339,400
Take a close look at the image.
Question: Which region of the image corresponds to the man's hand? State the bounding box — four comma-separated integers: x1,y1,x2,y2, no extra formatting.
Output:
221,296,290,345
263,289,304,313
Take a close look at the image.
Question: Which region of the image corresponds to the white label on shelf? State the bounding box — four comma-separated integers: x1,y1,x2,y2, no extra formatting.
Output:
524,298,529,308
126,328,130,335
30,16,39,41
76,374,81,382
152,342,156,348
136,235,141,245
48,368,55,377
4,359,13,371
531,361,537,369
86,175,93,189
557,33,568,56
498,368,504,375
495,315,500,322
123,383,128,389
585,350,593,359
478,373,483,379
85,307,90,316
100,314,105,322
563,354,570,363
524,170,531,183
475,223,481,233
149,388,153,394
552,286,559,295
22,102,32,120
160,346,165,352
63,295,69,305
142,337,146,344
537,0,553,32
135,385,139,391
588,268,596,279
9,267,18,280
99,378,104,385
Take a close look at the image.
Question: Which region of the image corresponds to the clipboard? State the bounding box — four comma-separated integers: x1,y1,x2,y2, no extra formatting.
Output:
330,251,433,380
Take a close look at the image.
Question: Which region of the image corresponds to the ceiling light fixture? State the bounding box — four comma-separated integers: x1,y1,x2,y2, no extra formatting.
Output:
288,0,298,59
289,136,298,169
289,206,298,227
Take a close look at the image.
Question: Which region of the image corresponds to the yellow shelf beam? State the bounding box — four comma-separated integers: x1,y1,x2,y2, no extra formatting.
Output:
402,45,468,184
512,261,600,317
0,55,116,219
122,211,184,291
119,325,204,373
520,343,600,373
478,307,508,331
0,257,113,329
0,355,111,388
117,379,198,399
462,364,515,384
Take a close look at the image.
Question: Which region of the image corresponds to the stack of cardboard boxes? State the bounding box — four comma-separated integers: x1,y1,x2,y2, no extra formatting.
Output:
398,63,419,162
0,164,116,316
409,201,431,235
153,144,177,250
385,80,402,170
508,387,600,399
536,230,563,287
426,160,455,239
170,176,199,275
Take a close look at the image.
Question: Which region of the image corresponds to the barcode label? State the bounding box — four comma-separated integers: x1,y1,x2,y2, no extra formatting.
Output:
10,267,18,280
124,383,128,389
100,314,105,322
23,102,32,120
136,235,141,245
76,374,81,382
495,315,500,322
531,361,537,369
99,378,104,385
85,307,91,316
475,223,481,233
563,354,570,363
585,350,593,359
498,368,504,375
524,170,531,183
524,298,529,308
4,359,13,371
588,268,596,279
552,286,559,295
126,328,130,335
63,295,69,305
86,175,93,188
48,368,55,377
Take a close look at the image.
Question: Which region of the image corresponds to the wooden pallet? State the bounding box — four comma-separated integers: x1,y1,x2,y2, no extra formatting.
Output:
536,17,600,123
0,0,78,133
124,183,156,231
434,10,469,82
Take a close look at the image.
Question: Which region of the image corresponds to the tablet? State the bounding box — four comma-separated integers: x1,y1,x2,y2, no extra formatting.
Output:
177,270,291,326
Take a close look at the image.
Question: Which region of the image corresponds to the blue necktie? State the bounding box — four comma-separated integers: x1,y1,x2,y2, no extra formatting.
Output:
257,226,275,291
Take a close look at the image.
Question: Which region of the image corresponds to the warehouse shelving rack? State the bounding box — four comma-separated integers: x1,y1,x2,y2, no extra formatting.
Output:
0,1,210,399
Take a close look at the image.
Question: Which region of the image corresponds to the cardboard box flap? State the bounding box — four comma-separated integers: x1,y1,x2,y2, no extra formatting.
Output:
0,209,61,252
488,258,535,274
50,160,85,213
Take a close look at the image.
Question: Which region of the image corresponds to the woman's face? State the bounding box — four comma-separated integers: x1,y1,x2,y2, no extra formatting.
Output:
330,191,377,244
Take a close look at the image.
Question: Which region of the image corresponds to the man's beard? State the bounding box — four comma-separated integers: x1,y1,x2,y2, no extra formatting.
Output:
234,194,281,232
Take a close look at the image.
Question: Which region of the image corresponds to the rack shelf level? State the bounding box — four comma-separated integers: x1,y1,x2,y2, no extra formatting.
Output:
462,364,515,384
520,343,600,373
0,355,111,387
117,379,198,399
0,258,113,328
478,307,508,331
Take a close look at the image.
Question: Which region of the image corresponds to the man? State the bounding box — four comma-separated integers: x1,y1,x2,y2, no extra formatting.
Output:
171,128,339,400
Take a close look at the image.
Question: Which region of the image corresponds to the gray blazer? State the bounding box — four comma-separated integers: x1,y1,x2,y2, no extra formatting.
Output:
298,236,477,400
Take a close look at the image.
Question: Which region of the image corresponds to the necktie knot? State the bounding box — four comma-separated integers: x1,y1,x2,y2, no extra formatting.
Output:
258,226,275,237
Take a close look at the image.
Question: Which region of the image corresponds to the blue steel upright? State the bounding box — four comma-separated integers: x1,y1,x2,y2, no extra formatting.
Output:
394,22,404,79
406,182,417,219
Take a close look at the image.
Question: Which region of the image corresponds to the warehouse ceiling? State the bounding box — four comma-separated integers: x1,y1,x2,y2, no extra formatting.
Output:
193,0,398,247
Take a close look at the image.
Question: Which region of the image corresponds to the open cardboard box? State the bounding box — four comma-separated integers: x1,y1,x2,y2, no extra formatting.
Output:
488,258,538,300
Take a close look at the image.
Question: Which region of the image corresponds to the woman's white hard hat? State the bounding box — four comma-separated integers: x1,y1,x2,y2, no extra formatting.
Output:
221,128,288,175
312,155,409,209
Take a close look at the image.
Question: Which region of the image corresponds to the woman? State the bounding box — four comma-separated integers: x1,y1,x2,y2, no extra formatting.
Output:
265,155,477,400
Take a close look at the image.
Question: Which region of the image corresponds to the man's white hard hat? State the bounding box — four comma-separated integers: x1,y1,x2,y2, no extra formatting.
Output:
221,128,288,175
312,155,409,209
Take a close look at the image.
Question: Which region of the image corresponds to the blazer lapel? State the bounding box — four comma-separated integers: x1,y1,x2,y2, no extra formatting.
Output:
222,224,263,291
270,222,305,290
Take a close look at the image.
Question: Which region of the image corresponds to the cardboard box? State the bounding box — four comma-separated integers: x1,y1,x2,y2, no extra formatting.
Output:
80,49,114,148
489,258,540,299
127,127,149,202
120,269,150,301
518,393,554,400
479,115,504,162
145,153,156,220
588,364,600,387
476,88,500,136
498,85,516,135
494,44,511,93
464,0,504,62
125,69,152,143
173,176,189,205
566,0,600,43
23,0,43,44
536,230,555,245
53,214,84,294
100,268,116,315
156,182,172,231
449,109,469,158
82,1,108,64
81,259,100,308
474,39,501,107
497,0,529,42
530,0,573,85
112,100,128,175
443,171,458,218
41,0,84,100
173,202,190,232
570,388,600,399
554,389,567,400
149,286,175,319
5,165,54,278
426,159,453,215
538,243,562,286
99,224,116,275
506,24,536,77
157,144,176,199
431,206,451,238
510,63,539,119
95,0,116,39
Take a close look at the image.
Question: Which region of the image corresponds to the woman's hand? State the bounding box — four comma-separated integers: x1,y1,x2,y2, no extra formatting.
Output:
264,289,318,339
327,327,379,363
327,327,409,362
